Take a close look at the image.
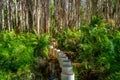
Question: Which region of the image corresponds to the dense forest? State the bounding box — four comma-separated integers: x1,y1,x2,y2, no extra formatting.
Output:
0,0,120,80
0,0,120,33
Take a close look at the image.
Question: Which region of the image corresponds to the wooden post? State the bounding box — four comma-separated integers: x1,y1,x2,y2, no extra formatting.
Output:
59,56,68,68
62,65,72,72
56,49,75,80
53,48,57,58
61,60,71,67
56,49,60,59
61,72,75,80
49,45,54,55
57,51,66,61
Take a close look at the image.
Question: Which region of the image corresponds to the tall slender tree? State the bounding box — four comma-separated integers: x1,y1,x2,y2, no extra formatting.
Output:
105,0,109,22
75,0,81,27
91,0,98,16
115,0,119,27
2,0,5,30
7,0,11,31
86,0,90,25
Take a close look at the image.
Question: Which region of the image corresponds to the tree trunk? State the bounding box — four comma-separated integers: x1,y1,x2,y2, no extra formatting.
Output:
37,0,41,34
59,0,66,32
7,0,11,31
75,0,81,27
91,0,98,16
98,0,103,17
86,0,90,25
2,1,5,31
20,0,23,31
25,0,29,32
68,0,73,29
10,0,13,30
65,0,69,29
115,0,120,28
106,0,109,22
54,0,59,35
28,0,33,31
45,0,50,34
15,0,18,28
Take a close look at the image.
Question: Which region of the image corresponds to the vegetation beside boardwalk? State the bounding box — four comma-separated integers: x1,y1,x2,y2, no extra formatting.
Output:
0,31,50,79
56,17,120,80
0,0,120,80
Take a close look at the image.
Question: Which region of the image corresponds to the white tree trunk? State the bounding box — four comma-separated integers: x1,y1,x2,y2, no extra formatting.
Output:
10,1,13,30
2,1,5,30
25,0,29,31
86,0,90,25
37,0,41,34
115,0,119,27
75,0,81,27
15,0,18,27
106,0,109,22
98,0,102,16
20,0,23,31
45,0,50,33
7,0,11,31
37,9,40,34
54,0,59,34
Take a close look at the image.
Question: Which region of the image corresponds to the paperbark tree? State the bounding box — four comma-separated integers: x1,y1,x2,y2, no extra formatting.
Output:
75,0,81,27
86,0,90,25
105,0,109,22
0,0,119,32
2,0,5,30
115,0,120,28
68,0,73,29
45,0,50,33
91,0,98,16
98,0,103,16
54,0,59,35
37,0,40,34
15,0,18,28
7,0,11,31
20,0,23,31
59,0,66,31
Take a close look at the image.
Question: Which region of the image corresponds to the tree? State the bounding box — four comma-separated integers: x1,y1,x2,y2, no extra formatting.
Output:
86,0,90,25
7,0,11,31
1,0,5,30
0,0,119,33
91,0,98,16
105,0,109,22
115,0,120,27
75,0,81,27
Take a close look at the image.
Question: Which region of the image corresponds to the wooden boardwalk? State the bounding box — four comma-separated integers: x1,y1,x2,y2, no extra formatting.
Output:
49,40,75,80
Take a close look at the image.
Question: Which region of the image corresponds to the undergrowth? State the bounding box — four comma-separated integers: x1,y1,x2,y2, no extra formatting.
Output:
0,30,50,79
56,16,120,80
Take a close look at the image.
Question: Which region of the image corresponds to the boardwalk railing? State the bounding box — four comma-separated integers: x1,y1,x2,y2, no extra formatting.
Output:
50,45,75,80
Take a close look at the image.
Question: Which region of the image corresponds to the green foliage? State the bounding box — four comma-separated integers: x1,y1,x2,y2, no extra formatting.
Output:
73,65,79,80
106,71,120,80
0,30,50,79
90,16,104,27
34,34,50,58
57,28,81,51
56,16,120,79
